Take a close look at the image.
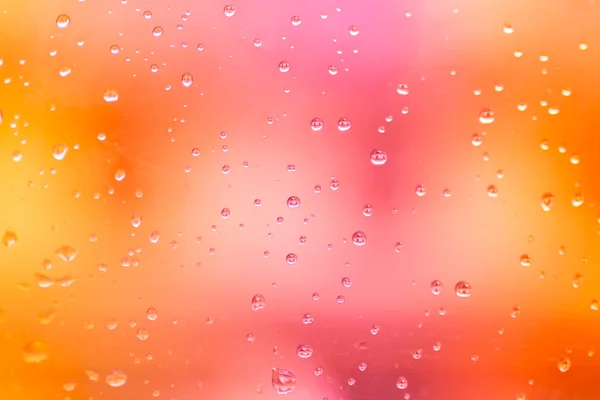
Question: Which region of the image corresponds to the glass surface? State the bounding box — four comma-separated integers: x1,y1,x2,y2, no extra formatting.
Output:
1,0,599,399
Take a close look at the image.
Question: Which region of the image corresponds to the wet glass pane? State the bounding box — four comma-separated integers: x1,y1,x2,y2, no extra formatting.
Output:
1,0,599,399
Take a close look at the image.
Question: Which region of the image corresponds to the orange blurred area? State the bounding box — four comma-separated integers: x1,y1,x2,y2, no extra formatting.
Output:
1,0,600,399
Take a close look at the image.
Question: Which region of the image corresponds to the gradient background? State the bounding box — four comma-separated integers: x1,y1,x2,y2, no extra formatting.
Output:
1,0,599,399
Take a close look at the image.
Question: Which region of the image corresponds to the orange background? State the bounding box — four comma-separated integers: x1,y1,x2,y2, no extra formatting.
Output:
1,0,599,399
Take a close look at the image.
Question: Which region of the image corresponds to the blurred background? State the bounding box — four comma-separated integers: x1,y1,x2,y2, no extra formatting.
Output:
0,0,599,398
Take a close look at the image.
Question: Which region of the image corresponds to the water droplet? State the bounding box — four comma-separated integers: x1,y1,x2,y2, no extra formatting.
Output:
2,231,18,247
220,208,230,219
349,25,360,36
352,231,367,246
143,10,152,18
396,377,408,389
56,14,70,28
370,324,380,335
55,245,78,262
433,342,442,351
341,277,352,288
520,254,531,267
363,204,373,217
314,366,324,376
479,108,495,124
572,274,583,288
114,169,126,182
337,117,352,131
397,84,409,95
570,154,580,165
301,313,313,324
52,142,68,160
358,361,367,371
329,178,340,190
487,185,498,197
511,306,521,318
540,192,554,211
23,341,49,363
415,185,427,197
336,295,345,304
287,196,301,208
146,308,158,321
35,273,54,288
310,117,324,131
179,73,194,88
503,24,514,34
291,15,301,26
103,89,119,102
394,241,403,253
431,280,442,295
106,369,128,387
12,150,22,162
251,294,266,311
224,5,236,17
152,26,163,37
286,253,297,265
278,61,290,72
136,328,149,340
271,368,296,394
558,357,571,372
296,344,313,358
471,133,483,147
455,281,472,298
370,149,388,165
572,193,584,207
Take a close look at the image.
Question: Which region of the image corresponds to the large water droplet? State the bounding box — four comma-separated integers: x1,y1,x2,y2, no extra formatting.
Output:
296,344,313,358
224,5,236,17
286,196,301,208
56,14,71,28
52,143,68,160
55,245,78,262
370,149,388,165
251,294,266,311
455,281,472,298
106,369,128,387
271,368,296,394
352,231,367,246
